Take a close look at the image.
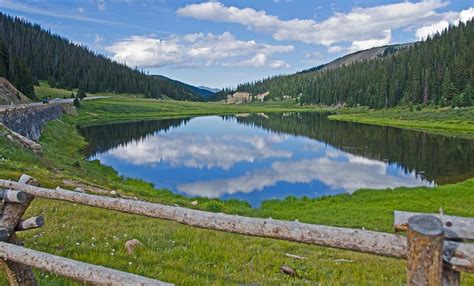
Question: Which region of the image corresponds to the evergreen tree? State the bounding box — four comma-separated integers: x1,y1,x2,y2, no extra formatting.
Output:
441,72,458,106
77,88,87,99
73,96,80,108
462,84,472,107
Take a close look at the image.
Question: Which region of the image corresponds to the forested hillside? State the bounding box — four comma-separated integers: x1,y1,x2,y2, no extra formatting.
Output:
219,20,473,108
0,13,201,101
151,75,213,100
0,41,35,100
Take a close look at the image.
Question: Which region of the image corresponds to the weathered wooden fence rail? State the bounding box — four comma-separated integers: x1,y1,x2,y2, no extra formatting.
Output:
0,242,171,286
0,175,473,285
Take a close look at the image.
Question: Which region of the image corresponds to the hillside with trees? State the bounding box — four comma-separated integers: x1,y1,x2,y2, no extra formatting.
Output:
0,13,202,101
0,41,35,100
217,20,473,108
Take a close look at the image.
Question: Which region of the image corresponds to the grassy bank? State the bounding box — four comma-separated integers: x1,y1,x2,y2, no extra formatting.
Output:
73,96,328,125
330,106,474,139
0,96,473,284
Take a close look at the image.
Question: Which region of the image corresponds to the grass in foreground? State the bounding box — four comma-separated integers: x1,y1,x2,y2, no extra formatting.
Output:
0,96,473,284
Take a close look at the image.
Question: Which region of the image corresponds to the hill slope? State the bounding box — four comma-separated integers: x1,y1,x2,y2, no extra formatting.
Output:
218,20,473,108
151,75,215,100
319,44,413,72
0,77,30,104
0,13,201,101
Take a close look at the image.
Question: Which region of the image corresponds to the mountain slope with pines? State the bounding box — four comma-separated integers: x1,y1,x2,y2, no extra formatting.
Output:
0,13,202,101
217,20,473,108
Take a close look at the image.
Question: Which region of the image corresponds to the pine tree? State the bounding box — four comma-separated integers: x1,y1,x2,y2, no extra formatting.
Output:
77,88,86,99
73,96,80,108
462,84,472,107
441,72,457,105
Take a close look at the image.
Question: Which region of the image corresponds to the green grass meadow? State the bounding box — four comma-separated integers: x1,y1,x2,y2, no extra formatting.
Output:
0,94,473,284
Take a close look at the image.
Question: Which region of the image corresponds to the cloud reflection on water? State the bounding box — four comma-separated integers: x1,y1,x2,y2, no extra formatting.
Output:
177,151,432,198
108,133,292,170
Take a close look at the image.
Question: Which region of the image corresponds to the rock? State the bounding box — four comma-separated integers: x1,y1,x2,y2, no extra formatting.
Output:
62,104,79,116
125,239,143,255
73,187,85,193
110,190,118,197
285,253,307,260
191,201,198,206
280,265,297,277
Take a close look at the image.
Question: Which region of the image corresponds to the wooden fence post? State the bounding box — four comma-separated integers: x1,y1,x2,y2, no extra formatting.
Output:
0,175,38,286
442,267,460,286
407,215,444,286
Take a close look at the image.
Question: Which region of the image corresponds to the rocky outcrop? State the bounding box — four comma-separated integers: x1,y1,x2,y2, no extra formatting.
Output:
1,105,63,141
0,77,30,105
226,92,251,104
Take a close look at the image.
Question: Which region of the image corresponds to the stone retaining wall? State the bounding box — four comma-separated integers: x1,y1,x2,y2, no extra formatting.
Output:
1,105,63,141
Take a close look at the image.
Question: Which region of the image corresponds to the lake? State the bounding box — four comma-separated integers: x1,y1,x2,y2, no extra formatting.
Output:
79,113,474,206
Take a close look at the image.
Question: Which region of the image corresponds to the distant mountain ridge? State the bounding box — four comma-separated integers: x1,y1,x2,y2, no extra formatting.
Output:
294,43,413,75
197,86,220,93
320,43,414,72
151,75,216,100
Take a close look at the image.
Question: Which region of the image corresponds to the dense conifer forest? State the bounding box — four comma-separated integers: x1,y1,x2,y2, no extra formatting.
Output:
0,40,35,99
0,13,202,101
217,20,473,108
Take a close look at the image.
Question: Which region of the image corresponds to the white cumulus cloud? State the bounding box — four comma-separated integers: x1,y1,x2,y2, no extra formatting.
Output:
106,32,293,69
177,1,471,52
415,8,474,40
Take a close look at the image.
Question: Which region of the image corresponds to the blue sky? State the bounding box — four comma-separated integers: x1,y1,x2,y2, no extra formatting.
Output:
0,0,472,88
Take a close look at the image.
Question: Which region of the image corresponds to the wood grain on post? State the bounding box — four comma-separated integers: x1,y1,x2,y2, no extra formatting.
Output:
0,175,38,285
0,242,172,286
407,215,444,286
394,210,474,240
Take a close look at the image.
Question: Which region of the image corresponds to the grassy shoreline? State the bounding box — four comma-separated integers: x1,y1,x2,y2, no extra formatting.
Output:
329,106,474,139
0,95,473,284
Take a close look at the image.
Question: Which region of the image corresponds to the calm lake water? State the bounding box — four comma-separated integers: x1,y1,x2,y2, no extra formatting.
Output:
80,113,474,206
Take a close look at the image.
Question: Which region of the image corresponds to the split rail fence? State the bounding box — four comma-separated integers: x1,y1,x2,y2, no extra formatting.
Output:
0,174,472,285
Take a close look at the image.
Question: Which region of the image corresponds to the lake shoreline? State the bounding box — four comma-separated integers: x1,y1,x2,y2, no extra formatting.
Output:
0,97,473,284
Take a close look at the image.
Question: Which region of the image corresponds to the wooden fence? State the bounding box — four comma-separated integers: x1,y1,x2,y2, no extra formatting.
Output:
0,174,473,285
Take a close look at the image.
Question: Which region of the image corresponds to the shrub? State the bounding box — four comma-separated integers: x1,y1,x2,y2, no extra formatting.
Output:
204,200,224,213
73,96,80,108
